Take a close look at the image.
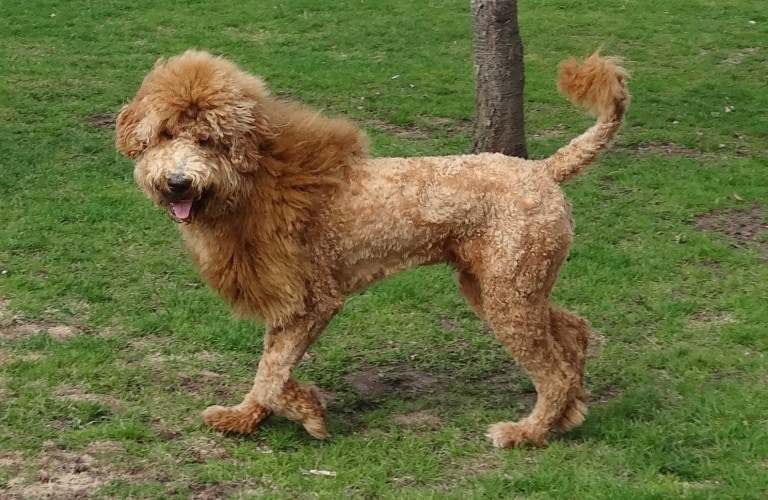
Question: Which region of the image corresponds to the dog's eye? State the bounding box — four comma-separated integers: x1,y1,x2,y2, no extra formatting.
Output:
198,138,214,147
161,130,173,140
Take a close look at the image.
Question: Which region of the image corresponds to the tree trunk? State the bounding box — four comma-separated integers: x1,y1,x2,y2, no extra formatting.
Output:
471,0,527,158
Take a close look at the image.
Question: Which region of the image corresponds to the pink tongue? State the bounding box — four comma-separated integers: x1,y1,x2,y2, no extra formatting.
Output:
171,200,193,220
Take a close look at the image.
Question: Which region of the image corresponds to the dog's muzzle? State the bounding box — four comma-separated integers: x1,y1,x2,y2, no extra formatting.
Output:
165,174,195,223
168,173,192,194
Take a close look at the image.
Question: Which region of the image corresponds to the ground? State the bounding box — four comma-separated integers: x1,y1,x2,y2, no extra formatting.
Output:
1,0,767,498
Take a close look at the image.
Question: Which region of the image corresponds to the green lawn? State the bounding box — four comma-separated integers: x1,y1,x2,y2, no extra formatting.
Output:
1,0,767,498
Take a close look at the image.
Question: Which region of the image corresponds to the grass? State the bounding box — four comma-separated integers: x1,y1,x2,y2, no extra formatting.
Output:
1,0,767,497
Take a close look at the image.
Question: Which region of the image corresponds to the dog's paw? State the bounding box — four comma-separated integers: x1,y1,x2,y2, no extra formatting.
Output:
202,404,269,434
486,421,548,449
293,384,331,439
302,416,330,439
554,396,587,431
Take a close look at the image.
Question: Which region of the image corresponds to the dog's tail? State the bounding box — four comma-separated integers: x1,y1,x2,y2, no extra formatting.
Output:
542,52,629,183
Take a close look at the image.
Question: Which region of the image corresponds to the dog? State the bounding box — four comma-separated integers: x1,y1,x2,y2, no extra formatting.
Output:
116,50,628,448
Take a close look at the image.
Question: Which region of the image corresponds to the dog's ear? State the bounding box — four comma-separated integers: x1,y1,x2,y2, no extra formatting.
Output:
227,102,276,172
116,98,164,159
115,100,145,159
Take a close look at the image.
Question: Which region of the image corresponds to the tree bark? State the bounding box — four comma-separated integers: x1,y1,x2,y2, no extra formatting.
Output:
471,0,527,158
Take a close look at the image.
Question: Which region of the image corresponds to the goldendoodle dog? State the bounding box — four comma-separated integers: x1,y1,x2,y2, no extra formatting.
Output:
116,50,627,448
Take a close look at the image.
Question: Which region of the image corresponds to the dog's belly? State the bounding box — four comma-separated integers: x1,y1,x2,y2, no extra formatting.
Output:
333,223,451,292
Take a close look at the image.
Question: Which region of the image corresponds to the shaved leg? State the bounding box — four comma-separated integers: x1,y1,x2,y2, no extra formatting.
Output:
549,305,590,430
204,287,343,438
457,270,486,321
485,299,578,448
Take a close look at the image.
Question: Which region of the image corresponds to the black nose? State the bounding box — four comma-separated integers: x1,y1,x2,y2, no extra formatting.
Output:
168,174,192,193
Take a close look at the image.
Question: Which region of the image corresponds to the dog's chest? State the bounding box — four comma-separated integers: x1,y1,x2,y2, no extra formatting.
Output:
179,225,307,323
182,231,216,269
180,229,245,293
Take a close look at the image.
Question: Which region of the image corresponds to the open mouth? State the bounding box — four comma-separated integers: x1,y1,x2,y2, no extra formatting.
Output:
167,199,195,223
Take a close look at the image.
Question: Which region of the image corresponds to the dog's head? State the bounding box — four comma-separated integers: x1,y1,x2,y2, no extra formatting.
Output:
116,50,274,223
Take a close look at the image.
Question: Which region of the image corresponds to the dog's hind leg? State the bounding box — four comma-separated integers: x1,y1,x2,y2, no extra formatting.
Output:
476,234,582,447
484,297,578,448
458,270,588,432
457,270,486,321
548,305,590,430
202,293,342,439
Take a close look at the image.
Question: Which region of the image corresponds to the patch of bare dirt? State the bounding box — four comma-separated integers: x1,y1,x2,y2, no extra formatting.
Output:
132,343,230,398
142,350,223,366
187,483,229,500
391,475,419,487
694,204,768,246
222,26,275,44
0,321,80,340
3,444,136,499
438,318,460,331
688,311,737,329
375,116,472,138
419,116,454,127
344,369,391,397
599,178,636,197
393,410,444,431
591,384,622,404
363,118,431,140
419,115,472,136
458,452,502,477
183,436,230,463
184,479,274,499
150,417,182,441
125,336,167,352
532,125,566,139
87,112,115,129
709,368,747,383
164,369,226,399
0,301,80,340
47,325,80,339
619,141,711,158
588,331,607,358
273,90,304,102
344,365,443,398
55,384,126,411
150,369,247,408
0,353,47,369
698,259,722,270
0,450,25,472
721,47,760,65
81,441,126,456
97,326,122,338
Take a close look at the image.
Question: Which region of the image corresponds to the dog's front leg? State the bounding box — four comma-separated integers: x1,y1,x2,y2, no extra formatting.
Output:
201,393,272,435
203,297,341,439
248,310,339,439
